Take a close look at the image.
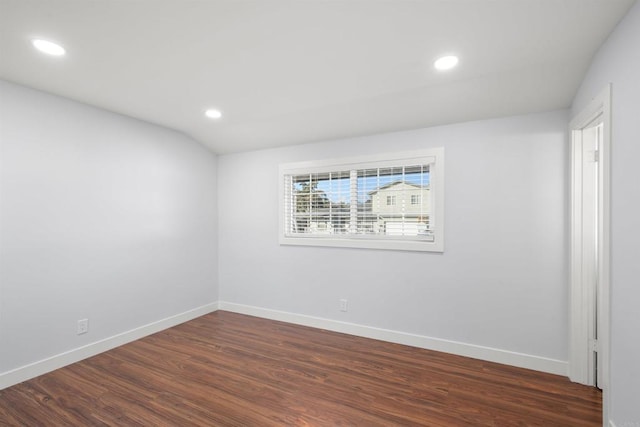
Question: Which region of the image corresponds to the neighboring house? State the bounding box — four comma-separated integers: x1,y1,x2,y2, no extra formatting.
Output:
368,181,431,237
294,180,431,237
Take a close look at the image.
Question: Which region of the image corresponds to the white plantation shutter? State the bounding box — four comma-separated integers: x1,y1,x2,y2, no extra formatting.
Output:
279,149,444,252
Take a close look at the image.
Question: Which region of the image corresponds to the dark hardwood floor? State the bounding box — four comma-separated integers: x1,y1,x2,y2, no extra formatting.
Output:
0,311,601,426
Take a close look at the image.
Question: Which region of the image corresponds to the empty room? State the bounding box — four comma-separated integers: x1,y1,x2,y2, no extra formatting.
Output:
1,0,639,426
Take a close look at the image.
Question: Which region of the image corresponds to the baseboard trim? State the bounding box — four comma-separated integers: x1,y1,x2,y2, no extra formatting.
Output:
218,301,567,376
0,302,219,390
1,300,568,390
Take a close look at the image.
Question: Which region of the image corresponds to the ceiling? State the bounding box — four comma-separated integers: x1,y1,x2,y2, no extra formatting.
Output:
0,0,635,154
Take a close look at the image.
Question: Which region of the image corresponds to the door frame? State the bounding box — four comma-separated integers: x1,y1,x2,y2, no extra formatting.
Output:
569,84,611,423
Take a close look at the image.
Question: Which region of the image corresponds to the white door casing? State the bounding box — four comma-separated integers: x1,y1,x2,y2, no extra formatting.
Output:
569,84,611,425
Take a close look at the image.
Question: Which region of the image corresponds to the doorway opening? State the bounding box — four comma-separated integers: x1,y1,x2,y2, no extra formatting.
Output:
569,84,611,419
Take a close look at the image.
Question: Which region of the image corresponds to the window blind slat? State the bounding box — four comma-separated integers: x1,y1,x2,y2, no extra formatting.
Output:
285,164,432,239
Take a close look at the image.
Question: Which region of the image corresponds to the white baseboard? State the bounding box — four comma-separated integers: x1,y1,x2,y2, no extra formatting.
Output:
1,300,568,391
218,301,567,376
0,302,219,390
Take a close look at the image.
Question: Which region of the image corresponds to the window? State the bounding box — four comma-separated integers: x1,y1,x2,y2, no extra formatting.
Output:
279,148,444,252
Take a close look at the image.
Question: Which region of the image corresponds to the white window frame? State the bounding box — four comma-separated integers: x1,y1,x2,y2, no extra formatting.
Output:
278,148,444,252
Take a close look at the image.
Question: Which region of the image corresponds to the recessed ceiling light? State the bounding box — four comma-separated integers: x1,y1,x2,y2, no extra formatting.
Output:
434,55,459,71
32,39,66,56
205,109,222,119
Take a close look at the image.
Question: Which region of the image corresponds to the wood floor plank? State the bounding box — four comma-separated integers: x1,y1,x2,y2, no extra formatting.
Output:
0,311,601,426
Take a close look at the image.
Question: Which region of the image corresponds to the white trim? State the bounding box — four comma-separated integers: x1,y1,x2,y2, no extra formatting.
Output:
218,301,567,376
0,302,219,390
280,149,442,172
569,84,612,380
2,300,568,392
569,84,612,426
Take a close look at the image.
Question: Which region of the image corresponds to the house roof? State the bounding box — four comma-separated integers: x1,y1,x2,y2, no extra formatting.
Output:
368,181,429,195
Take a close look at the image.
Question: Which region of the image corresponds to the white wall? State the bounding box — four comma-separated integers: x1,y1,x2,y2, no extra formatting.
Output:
0,80,218,380
218,109,569,366
572,1,640,425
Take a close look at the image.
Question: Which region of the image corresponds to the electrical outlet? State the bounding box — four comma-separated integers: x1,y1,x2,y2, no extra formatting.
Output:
339,299,348,312
77,319,89,335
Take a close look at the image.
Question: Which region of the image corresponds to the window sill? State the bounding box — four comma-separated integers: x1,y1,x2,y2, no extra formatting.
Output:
280,235,443,252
